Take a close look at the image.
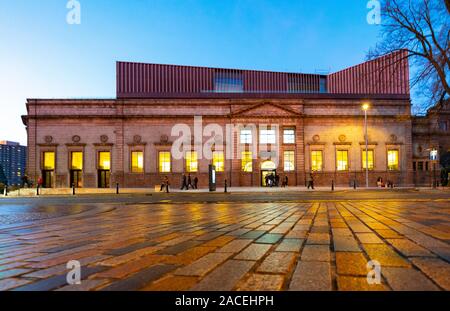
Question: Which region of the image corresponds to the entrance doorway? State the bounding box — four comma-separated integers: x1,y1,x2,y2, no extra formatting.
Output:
98,170,110,188
70,170,83,188
42,170,54,188
261,161,277,187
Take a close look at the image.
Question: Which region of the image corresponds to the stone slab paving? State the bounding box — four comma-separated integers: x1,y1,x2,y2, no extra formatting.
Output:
0,199,449,291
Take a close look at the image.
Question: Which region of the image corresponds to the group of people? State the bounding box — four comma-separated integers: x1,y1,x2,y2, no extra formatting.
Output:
180,173,199,190
264,173,289,187
376,177,394,188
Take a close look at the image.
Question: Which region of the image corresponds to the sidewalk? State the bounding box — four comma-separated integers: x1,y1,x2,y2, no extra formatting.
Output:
2,185,448,197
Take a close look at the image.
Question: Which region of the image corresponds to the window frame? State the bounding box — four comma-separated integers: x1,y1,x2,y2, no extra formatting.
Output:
336,150,349,171
283,151,295,172
185,151,198,173
310,150,323,172
361,149,375,171
240,129,253,144
97,151,111,171
387,149,400,171
158,151,171,173
259,129,276,145
212,151,225,172
283,128,295,144
241,151,253,172
70,151,83,170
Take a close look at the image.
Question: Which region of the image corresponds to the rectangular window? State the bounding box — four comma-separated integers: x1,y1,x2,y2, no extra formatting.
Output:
212,151,224,172
418,161,423,171
131,151,144,173
241,151,253,172
71,152,83,170
311,150,323,172
186,151,198,172
240,129,252,144
413,162,417,172
319,76,327,93
438,121,448,131
283,129,295,144
425,161,429,171
284,151,295,172
98,151,111,170
159,151,171,173
387,150,399,170
43,152,55,170
336,150,349,171
361,150,374,170
259,129,276,144
214,70,243,92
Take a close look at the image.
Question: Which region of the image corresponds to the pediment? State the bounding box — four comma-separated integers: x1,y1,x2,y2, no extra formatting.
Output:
231,102,301,118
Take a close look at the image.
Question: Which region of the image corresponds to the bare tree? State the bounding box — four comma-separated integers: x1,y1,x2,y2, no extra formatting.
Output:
368,0,449,112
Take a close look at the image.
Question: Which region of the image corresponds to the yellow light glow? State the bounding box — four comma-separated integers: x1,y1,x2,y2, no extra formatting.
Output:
241,151,253,172
71,152,83,170
387,150,399,170
311,150,323,172
362,103,370,111
212,151,224,172
43,152,55,170
186,151,198,172
131,151,144,173
98,151,111,170
159,151,171,172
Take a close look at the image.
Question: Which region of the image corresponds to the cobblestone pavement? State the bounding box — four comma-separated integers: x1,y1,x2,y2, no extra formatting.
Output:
0,198,449,291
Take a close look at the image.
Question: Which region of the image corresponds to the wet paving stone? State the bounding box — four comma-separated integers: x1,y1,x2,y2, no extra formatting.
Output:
256,233,283,244
0,198,449,291
101,264,177,291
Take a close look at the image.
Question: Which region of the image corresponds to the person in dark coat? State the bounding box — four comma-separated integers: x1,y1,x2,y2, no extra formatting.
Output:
193,176,199,189
163,176,170,193
187,174,193,189
275,174,280,187
307,173,314,189
282,175,288,187
180,174,188,190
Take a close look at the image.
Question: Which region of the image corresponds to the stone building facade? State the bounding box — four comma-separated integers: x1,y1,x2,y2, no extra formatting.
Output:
23,51,422,188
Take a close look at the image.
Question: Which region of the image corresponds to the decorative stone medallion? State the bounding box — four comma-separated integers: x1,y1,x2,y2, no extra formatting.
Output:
44,135,53,143
100,135,109,143
160,135,169,143
72,135,81,143
312,135,320,142
133,135,142,144
338,134,347,142
390,134,398,142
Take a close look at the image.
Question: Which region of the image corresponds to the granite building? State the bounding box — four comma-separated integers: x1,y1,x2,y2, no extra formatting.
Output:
23,50,426,189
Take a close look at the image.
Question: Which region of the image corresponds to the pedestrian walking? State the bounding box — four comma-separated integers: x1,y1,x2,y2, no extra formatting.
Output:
282,175,288,187
307,173,314,189
164,176,170,193
187,174,194,189
180,174,188,190
193,176,199,189
38,176,43,189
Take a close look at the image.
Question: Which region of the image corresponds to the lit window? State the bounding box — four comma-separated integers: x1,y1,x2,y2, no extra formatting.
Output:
43,152,55,170
361,150,374,170
311,150,323,172
241,151,253,172
71,152,83,170
98,152,111,170
159,152,171,173
131,151,144,173
260,129,276,144
283,129,295,144
387,150,399,170
336,150,349,171
240,129,252,144
212,151,224,172
186,151,198,172
284,151,295,172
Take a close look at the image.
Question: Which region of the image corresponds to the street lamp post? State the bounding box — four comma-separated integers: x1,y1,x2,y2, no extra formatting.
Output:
363,103,370,188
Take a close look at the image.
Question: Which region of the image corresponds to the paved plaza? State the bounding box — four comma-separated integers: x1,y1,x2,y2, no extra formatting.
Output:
0,190,449,291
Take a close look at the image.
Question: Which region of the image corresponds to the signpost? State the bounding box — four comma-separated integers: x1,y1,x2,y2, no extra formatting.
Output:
430,149,439,188
209,164,216,192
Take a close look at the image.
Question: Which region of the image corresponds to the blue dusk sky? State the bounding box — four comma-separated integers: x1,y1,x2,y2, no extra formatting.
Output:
0,0,386,145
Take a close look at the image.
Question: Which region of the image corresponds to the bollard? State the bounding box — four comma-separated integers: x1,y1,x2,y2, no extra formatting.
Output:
4,186,7,197
353,180,357,190
72,183,75,196
224,179,228,193
37,185,40,196
331,180,334,191
116,183,119,194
